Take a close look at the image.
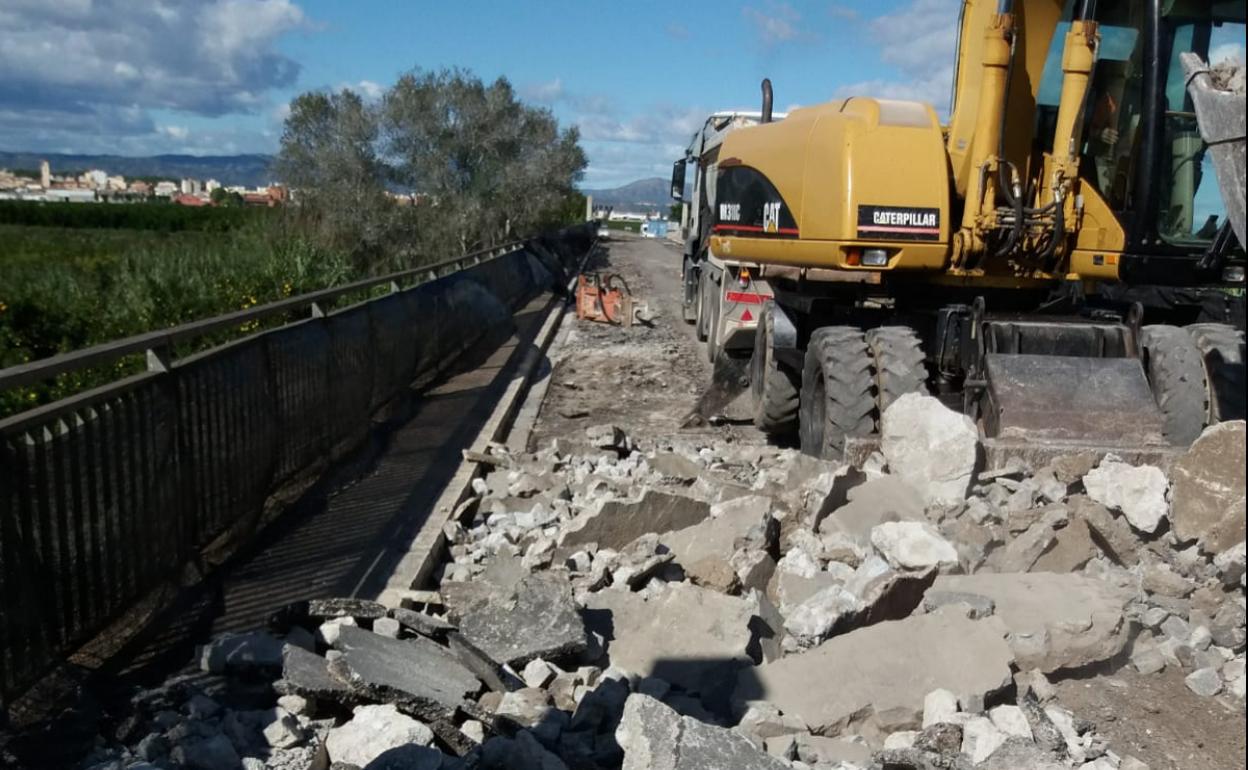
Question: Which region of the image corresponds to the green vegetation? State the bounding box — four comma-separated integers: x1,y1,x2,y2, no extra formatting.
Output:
0,199,263,232
0,220,353,416
604,220,642,233
0,68,587,419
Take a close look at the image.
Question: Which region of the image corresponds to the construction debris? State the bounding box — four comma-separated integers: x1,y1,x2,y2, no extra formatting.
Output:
65,409,1247,770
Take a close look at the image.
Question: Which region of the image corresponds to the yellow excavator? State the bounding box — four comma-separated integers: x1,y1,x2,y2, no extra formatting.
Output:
683,0,1245,463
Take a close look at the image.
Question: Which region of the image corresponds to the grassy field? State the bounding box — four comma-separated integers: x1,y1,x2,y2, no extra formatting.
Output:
0,220,353,417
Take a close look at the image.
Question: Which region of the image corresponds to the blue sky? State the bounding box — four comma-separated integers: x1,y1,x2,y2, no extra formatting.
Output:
0,0,962,187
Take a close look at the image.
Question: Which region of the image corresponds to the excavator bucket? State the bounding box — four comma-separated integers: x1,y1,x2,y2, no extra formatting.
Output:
981,354,1166,445
1182,52,1246,247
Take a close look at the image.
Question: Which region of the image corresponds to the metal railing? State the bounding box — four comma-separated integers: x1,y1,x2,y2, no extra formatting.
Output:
0,225,591,706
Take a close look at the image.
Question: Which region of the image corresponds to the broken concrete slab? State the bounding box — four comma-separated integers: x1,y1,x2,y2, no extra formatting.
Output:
1069,495,1139,566
783,584,863,646
1083,459,1169,534
880,394,979,507
458,572,587,667
328,625,481,718
817,477,926,545
561,490,711,551
734,608,1013,739
616,694,789,770
583,583,760,713
198,631,283,675
922,590,995,620
649,452,704,482
931,573,1133,673
985,507,1067,573
1030,516,1099,573
768,569,844,614
325,704,435,767
390,607,456,639
659,495,773,586
870,522,959,571
307,597,389,621
1169,420,1247,554
275,644,354,702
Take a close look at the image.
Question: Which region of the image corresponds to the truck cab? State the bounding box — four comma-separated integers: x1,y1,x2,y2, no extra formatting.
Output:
673,109,786,361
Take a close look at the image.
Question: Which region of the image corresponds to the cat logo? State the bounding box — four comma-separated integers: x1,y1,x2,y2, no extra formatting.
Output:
763,201,781,233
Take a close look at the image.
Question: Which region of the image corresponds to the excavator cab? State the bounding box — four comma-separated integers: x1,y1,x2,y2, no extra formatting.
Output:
1029,0,1246,291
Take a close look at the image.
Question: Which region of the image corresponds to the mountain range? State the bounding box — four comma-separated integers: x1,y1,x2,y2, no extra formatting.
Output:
582,177,676,212
2,150,679,208
0,151,275,188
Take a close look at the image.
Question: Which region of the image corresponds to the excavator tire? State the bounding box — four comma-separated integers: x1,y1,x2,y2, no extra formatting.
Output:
800,326,875,459
1185,323,1246,423
1141,324,1209,444
750,302,800,435
867,326,930,416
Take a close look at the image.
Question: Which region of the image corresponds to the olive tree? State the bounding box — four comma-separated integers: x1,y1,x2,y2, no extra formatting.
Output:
275,89,394,272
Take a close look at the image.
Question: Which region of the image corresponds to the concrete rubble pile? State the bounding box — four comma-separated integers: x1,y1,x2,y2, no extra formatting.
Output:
83,397,1245,770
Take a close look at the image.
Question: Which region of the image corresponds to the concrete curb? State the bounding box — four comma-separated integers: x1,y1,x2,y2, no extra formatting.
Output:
373,244,594,607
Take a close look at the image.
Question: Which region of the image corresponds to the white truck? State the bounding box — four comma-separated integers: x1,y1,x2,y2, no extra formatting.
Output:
671,96,786,365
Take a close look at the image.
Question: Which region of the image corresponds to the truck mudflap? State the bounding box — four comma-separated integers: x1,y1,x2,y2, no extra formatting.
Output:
981,354,1166,445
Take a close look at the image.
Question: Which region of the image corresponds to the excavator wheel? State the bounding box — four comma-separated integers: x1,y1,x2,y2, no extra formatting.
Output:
1141,325,1209,444
799,327,875,459
866,326,930,416
1186,323,1246,423
750,302,800,435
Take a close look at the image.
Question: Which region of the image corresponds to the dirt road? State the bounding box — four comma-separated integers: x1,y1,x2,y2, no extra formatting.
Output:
529,233,763,451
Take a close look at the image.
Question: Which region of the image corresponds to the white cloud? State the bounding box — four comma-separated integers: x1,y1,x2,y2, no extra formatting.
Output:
522,78,565,105
1209,42,1244,66
0,0,306,152
742,1,804,47
835,0,959,115
159,125,190,140
341,80,384,100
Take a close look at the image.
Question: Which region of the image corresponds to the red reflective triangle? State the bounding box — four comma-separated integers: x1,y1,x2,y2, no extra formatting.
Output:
740,309,754,322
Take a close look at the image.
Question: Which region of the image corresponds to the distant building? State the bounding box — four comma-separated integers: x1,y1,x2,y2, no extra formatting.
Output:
129,180,151,195
173,194,210,207
45,188,97,203
205,179,221,193
40,160,50,188
107,175,126,191
180,178,202,195
82,169,108,188
154,181,178,197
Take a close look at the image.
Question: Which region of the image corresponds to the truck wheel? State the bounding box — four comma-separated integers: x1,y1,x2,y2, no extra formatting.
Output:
750,302,800,435
1186,323,1245,422
799,327,875,459
1141,325,1209,444
695,271,710,342
866,326,930,416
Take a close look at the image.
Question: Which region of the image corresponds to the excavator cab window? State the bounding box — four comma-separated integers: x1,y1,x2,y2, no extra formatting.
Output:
1035,4,1147,215
1155,7,1244,245
1036,0,1243,257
